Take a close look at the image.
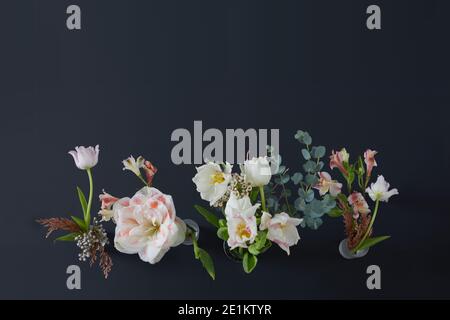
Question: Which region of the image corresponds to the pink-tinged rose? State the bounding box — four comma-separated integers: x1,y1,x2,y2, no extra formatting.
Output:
364,149,378,177
329,148,349,176
113,187,186,264
348,192,371,219
99,190,119,210
314,172,342,197
68,145,100,170
143,160,158,186
260,212,302,255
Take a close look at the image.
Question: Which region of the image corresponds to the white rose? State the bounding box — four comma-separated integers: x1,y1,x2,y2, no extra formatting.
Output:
241,157,272,187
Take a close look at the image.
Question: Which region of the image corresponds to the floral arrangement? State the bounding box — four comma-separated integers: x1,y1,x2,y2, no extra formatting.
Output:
324,148,399,256
37,146,113,278
191,130,335,273
37,136,399,281
37,147,215,280
193,157,303,274
99,155,215,279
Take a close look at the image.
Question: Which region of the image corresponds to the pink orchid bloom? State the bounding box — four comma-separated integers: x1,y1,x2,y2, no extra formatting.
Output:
99,190,119,210
314,172,342,197
364,149,378,177
143,160,158,186
329,149,349,176
348,192,371,219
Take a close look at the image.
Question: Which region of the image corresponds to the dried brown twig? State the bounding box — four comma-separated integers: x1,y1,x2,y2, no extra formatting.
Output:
343,211,372,250
36,218,81,238
99,247,113,279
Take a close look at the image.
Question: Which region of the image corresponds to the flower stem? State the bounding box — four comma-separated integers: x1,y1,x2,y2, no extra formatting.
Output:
259,186,267,212
187,226,199,258
86,168,94,226
353,199,380,253
137,174,149,187
280,183,292,214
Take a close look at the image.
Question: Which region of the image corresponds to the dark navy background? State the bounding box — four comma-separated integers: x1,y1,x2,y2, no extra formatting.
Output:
0,0,449,299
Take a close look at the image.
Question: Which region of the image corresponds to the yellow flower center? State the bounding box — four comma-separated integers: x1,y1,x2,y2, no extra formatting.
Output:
236,222,251,239
145,221,161,237
211,171,225,185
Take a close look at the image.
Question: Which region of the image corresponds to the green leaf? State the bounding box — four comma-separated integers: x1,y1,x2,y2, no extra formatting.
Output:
327,207,343,218
71,216,87,232
357,156,365,176
294,130,305,142
291,172,303,185
255,230,268,250
55,232,79,242
301,149,311,160
259,239,272,254
248,244,260,256
197,248,216,280
311,146,326,159
316,161,324,172
303,160,317,173
194,205,220,228
218,219,227,228
357,236,391,251
294,198,306,211
294,130,312,145
303,215,323,230
77,187,88,217
305,189,315,202
217,227,229,241
281,188,292,198
242,252,258,274
302,133,312,145
305,174,318,186
336,193,350,211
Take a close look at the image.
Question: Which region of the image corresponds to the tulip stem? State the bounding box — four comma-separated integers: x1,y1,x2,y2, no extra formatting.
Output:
353,199,380,253
85,168,94,225
259,186,267,212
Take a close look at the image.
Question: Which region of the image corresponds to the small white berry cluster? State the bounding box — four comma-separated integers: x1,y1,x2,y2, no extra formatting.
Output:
213,173,253,208
75,219,109,262
229,173,253,199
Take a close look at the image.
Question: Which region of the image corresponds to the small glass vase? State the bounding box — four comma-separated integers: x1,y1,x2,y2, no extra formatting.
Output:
339,239,369,259
223,241,243,262
182,219,200,246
